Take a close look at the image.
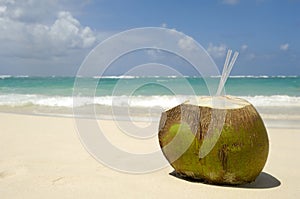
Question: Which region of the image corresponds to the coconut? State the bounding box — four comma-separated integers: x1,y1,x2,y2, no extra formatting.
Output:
158,95,269,185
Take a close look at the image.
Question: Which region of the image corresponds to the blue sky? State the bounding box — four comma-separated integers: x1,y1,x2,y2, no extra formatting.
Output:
0,0,299,76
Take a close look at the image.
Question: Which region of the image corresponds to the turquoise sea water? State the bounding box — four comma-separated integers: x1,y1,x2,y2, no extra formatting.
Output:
0,75,299,127
0,75,299,96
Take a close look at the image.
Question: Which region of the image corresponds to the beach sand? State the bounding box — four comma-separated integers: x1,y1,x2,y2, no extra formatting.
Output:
0,113,299,198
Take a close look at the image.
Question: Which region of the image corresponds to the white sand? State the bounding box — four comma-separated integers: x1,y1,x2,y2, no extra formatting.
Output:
0,113,299,198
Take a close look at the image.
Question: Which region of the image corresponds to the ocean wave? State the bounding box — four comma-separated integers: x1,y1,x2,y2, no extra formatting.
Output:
229,75,268,78
229,75,270,78
0,75,298,80
0,94,187,109
15,75,29,78
233,75,299,78
0,94,300,109
272,75,298,78
0,94,74,107
111,75,300,79
92,75,186,79
210,75,300,79
0,75,30,79
242,95,300,107
93,75,137,79
0,75,12,79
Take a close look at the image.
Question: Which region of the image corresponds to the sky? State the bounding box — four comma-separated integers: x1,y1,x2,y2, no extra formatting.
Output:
0,0,299,76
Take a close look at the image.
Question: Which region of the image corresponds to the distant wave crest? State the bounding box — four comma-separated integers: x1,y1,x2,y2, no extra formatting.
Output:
0,94,300,108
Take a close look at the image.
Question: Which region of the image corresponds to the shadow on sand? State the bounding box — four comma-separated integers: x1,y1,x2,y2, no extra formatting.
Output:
169,171,281,189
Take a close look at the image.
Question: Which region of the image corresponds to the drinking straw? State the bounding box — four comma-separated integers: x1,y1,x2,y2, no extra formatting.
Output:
216,50,239,96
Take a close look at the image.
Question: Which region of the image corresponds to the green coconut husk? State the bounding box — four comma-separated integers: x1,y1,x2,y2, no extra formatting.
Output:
158,96,269,185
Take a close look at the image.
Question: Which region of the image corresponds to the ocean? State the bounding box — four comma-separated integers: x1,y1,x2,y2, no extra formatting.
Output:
0,75,299,128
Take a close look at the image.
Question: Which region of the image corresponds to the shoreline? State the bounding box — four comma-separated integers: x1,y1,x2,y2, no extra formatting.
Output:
0,112,299,198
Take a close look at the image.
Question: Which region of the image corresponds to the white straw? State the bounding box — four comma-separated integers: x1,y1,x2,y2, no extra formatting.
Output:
216,50,232,96
216,50,239,96
223,49,232,75
225,52,239,78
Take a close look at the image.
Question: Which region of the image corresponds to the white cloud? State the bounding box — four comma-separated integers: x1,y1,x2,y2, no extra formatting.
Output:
49,11,96,49
178,36,197,51
147,49,160,57
0,0,97,60
222,0,240,5
161,23,167,28
207,43,227,58
280,43,289,51
0,0,59,23
241,44,248,51
246,53,256,60
0,5,7,14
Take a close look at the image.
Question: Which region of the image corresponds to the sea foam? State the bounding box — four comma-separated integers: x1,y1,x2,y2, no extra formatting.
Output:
0,94,300,109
